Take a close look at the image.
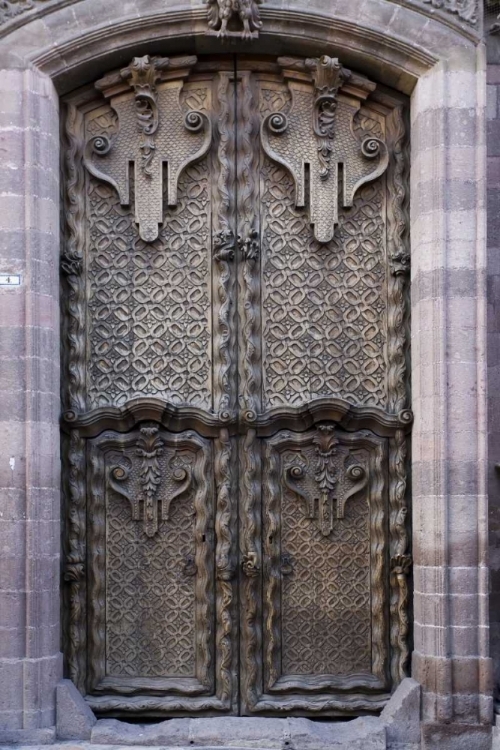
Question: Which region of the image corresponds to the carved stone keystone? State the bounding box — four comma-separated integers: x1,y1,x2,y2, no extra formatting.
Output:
205,0,263,39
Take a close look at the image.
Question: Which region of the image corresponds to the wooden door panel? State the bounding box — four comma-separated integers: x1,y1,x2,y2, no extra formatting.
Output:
62,58,240,716
86,428,213,696
263,428,388,695
238,59,411,716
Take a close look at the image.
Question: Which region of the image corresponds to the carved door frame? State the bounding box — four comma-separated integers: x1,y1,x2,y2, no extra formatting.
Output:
61,53,411,718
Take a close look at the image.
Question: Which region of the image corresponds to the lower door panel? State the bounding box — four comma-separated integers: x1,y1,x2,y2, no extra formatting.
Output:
83,424,236,715
240,424,391,715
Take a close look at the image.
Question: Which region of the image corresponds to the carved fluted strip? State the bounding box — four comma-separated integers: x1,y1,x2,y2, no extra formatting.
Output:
65,430,87,691
389,429,411,682
386,106,410,414
370,442,388,682
214,428,234,707
263,440,281,691
87,443,107,691
238,71,261,422
63,104,86,414
240,429,261,710
193,440,215,692
213,72,236,421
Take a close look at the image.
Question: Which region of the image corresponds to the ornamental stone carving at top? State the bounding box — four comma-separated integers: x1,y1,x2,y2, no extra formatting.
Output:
85,55,212,242
205,0,263,39
261,56,389,243
420,0,477,24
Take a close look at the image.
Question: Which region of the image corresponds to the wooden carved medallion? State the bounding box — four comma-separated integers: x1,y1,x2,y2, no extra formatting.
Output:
61,54,411,718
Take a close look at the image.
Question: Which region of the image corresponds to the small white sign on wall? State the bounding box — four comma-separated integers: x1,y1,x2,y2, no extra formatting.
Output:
0,274,21,287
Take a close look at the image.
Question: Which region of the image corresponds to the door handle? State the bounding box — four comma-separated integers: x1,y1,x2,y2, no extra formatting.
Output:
213,228,235,261
281,553,294,576
242,552,260,577
238,229,259,262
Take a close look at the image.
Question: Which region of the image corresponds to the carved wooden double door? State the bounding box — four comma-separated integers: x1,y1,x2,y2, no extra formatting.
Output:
61,55,411,717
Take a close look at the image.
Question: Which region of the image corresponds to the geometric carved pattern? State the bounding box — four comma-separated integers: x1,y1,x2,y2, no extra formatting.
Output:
87,124,212,408
281,472,371,675
261,160,386,409
106,478,196,678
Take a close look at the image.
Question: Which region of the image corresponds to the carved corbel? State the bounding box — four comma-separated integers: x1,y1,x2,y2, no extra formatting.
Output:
261,56,389,243
85,55,212,243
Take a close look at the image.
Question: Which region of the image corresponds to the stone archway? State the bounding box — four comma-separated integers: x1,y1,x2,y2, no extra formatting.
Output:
0,1,490,747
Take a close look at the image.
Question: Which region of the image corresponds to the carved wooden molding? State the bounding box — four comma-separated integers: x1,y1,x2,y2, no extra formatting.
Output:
62,396,413,439
86,55,212,243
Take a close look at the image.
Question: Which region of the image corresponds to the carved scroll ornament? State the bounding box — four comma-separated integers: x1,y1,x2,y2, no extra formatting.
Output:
284,425,367,537
261,56,389,243
109,425,193,538
85,55,212,243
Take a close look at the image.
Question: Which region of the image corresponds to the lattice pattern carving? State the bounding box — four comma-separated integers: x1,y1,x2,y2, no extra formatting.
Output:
107,471,197,677
281,471,371,675
85,107,212,410
261,160,386,409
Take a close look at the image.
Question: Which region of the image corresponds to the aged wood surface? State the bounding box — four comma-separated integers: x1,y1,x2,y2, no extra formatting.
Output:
61,54,411,717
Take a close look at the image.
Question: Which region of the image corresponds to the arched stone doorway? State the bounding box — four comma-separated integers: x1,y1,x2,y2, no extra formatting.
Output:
0,1,490,747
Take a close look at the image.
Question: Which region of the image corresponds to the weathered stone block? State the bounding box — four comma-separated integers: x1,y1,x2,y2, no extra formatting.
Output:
56,679,96,741
288,716,386,749
421,722,491,750
381,678,421,749
91,717,189,746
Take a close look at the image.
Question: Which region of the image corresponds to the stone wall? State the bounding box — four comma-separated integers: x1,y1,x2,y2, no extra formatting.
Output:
489,29,500,709
0,69,62,742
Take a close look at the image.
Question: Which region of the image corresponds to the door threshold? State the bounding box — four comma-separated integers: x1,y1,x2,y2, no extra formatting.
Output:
88,715,387,749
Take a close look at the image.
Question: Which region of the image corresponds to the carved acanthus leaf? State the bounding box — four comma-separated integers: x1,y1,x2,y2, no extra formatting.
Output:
120,55,169,177
305,56,351,181
109,426,193,538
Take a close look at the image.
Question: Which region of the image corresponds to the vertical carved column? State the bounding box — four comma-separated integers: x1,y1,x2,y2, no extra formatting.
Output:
0,69,62,741
411,46,491,746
